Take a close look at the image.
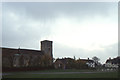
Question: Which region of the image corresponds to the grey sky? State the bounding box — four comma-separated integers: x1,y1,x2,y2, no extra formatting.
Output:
2,2,118,63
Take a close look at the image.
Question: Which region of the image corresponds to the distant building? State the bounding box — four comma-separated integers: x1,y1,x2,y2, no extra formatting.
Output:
77,58,95,68
54,58,95,69
105,56,120,69
54,58,66,69
1,40,53,68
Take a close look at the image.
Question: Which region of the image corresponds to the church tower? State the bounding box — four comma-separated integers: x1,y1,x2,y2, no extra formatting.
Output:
41,40,53,59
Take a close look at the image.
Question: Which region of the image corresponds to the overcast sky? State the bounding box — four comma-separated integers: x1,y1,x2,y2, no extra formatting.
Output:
2,2,118,63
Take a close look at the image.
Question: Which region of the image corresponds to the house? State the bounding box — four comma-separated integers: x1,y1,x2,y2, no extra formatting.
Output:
54,59,66,69
54,58,75,69
105,56,120,69
54,58,95,69
76,58,95,68
86,59,95,68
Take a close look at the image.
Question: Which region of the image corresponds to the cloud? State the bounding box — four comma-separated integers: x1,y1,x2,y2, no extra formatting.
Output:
2,2,118,63
50,14,117,51
2,2,117,20
54,42,118,63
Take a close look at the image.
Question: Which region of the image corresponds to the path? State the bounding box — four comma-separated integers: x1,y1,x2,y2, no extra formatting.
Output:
2,71,102,75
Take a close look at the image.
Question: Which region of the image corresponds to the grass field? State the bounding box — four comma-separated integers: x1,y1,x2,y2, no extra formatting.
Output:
2,69,119,78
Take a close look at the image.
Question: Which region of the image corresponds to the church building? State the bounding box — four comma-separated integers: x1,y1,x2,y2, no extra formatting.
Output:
1,40,53,68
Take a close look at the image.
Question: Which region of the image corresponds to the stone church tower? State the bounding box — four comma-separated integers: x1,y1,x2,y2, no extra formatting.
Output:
41,40,53,59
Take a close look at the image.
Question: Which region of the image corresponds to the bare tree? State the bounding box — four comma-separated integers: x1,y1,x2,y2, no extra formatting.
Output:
8,54,15,67
92,56,100,63
19,55,24,67
92,56,101,68
28,55,33,67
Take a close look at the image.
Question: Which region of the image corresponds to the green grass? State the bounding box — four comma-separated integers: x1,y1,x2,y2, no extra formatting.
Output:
2,69,119,78
3,69,96,74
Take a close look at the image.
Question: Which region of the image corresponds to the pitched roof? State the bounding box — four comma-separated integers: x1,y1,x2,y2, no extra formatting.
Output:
106,56,120,64
2,47,43,56
80,59,94,63
55,58,74,64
